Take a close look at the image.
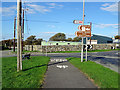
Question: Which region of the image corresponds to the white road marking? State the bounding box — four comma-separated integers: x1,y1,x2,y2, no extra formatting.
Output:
50,59,68,69
56,65,68,69
50,59,67,62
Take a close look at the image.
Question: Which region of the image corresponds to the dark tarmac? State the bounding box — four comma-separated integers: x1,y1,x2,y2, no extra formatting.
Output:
43,58,97,88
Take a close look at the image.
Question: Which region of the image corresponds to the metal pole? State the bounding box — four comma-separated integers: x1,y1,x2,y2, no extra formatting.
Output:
17,0,22,72
13,17,16,52
86,37,87,61
81,0,85,62
90,22,92,44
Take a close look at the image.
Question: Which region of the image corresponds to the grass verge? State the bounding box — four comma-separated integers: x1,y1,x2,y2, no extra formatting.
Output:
67,57,120,88
0,58,2,90
2,56,50,88
49,49,120,53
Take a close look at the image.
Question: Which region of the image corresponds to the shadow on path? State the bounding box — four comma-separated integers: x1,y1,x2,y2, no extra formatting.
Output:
23,60,69,71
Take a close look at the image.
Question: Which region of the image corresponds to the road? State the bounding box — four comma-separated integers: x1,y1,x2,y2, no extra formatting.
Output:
1,50,119,73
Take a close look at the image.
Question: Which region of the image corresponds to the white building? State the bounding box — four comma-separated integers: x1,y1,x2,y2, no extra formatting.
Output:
87,40,97,44
113,39,120,44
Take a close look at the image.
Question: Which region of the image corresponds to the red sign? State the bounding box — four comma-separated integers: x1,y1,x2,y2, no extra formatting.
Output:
73,20,83,24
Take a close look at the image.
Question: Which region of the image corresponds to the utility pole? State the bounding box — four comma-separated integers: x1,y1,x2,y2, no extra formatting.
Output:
22,9,24,51
81,0,85,62
17,0,22,72
13,16,16,52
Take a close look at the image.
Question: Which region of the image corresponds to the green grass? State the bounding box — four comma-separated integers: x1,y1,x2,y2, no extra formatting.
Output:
2,56,50,88
0,58,2,90
49,49,120,53
67,57,120,88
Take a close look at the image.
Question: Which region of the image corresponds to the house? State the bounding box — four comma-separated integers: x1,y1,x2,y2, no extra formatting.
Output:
87,40,97,44
113,39,120,44
41,41,81,46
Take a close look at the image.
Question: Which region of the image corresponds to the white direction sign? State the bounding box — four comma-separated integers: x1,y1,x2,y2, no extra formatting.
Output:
73,20,83,24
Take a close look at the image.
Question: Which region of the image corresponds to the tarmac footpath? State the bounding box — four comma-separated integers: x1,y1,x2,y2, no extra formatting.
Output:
43,57,97,88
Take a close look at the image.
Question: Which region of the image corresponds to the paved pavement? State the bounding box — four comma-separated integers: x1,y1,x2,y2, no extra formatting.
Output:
43,58,97,88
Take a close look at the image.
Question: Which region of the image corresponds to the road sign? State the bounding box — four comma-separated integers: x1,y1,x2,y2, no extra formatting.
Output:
75,31,86,37
78,25,91,31
73,20,83,24
77,25,91,37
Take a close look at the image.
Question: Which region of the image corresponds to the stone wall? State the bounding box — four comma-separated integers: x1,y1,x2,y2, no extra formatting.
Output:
25,44,118,53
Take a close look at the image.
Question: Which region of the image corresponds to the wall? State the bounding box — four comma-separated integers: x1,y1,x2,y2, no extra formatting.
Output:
41,41,81,46
25,44,118,53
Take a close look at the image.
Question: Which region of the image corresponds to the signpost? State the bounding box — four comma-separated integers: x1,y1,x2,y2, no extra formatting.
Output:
75,25,91,62
76,25,91,37
74,0,92,62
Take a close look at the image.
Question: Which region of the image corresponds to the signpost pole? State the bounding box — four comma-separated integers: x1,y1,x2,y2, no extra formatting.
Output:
86,37,87,61
90,22,92,44
81,0,85,62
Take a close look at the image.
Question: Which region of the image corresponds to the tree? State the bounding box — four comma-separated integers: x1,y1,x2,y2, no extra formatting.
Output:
66,38,72,41
25,35,36,45
115,35,120,39
25,35,43,45
33,38,43,45
49,33,66,41
72,37,82,42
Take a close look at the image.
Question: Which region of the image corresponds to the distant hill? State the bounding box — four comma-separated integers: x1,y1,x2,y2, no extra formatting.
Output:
83,34,113,44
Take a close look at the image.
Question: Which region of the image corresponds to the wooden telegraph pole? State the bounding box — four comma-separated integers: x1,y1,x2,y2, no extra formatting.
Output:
81,0,85,62
17,0,22,72
22,9,24,51
13,16,16,52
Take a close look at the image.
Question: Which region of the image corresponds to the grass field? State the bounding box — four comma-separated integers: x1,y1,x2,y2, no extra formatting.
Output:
0,58,2,90
2,56,50,88
67,57,120,88
49,49,119,53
